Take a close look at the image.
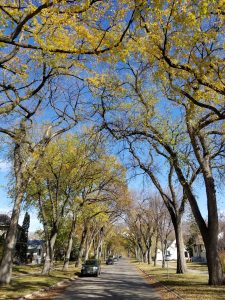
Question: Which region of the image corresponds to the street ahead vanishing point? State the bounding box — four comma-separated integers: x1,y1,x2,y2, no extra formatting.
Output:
53,258,162,300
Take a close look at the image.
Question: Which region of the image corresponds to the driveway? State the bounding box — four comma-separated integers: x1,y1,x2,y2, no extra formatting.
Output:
52,258,162,300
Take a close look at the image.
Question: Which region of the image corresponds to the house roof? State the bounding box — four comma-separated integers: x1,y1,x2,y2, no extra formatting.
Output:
0,214,11,226
28,240,44,246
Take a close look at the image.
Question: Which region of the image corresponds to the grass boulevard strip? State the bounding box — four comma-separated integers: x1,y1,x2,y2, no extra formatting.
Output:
0,264,80,300
133,260,225,300
137,266,185,300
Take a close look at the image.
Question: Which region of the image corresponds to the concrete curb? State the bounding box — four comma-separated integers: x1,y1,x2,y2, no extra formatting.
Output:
139,268,185,300
16,275,78,300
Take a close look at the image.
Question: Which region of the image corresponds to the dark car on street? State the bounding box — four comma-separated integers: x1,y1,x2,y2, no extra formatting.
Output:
81,259,101,277
106,257,114,265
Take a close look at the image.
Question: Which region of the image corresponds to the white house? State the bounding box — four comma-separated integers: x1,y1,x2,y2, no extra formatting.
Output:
156,240,189,261
191,235,207,262
27,240,45,264
192,232,225,263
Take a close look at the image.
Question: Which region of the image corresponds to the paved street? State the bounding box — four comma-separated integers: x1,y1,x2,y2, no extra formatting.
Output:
53,258,162,300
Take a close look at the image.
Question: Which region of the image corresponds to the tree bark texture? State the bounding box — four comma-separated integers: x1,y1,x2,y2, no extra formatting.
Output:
75,226,87,267
174,219,187,274
177,121,224,284
154,234,159,267
0,140,27,284
0,191,24,284
42,229,57,275
63,215,77,271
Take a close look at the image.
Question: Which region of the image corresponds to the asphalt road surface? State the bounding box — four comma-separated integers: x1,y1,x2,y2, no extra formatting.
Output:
54,258,162,300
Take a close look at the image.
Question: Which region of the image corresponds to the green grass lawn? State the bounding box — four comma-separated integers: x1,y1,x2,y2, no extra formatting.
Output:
0,263,79,299
186,261,208,272
134,261,225,300
166,261,208,273
12,264,43,276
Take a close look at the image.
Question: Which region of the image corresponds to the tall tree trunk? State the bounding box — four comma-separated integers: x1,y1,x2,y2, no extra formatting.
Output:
147,247,151,265
103,246,107,260
146,237,152,265
84,239,93,261
95,243,100,259
42,239,51,275
84,228,95,261
75,226,87,267
135,246,139,260
205,236,223,285
63,214,77,271
0,191,24,284
42,228,57,275
136,245,142,261
137,240,145,262
137,163,186,272
98,241,103,259
172,132,224,284
161,239,166,269
93,238,97,258
95,227,104,259
176,174,224,283
183,119,224,284
204,175,224,284
0,140,26,284
173,218,187,274
96,240,103,259
154,234,159,266
144,250,148,263
201,176,224,284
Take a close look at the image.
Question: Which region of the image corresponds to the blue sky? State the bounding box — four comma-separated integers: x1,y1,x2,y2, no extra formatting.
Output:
127,168,225,219
112,135,225,217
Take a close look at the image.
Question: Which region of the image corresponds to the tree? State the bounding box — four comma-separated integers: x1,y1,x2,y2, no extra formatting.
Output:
132,1,225,284
94,58,198,273
0,84,82,283
0,1,135,58
95,48,225,283
15,212,30,264
125,195,159,264
73,162,128,267
62,204,80,271
155,201,173,268
104,224,128,258
26,132,127,273
26,135,99,274
127,140,188,273
75,203,118,267
0,0,136,284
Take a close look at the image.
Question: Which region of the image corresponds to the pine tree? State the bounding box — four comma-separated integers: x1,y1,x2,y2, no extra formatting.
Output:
16,212,30,264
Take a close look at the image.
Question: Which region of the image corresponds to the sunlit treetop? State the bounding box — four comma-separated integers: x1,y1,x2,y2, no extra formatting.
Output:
0,0,135,55
0,0,137,118
131,0,225,109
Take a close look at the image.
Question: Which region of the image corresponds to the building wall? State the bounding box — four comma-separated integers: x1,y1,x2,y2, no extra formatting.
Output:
192,244,207,262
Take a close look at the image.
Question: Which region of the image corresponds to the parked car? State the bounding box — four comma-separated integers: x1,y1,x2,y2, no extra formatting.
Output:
113,256,119,262
106,257,114,265
81,259,101,277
